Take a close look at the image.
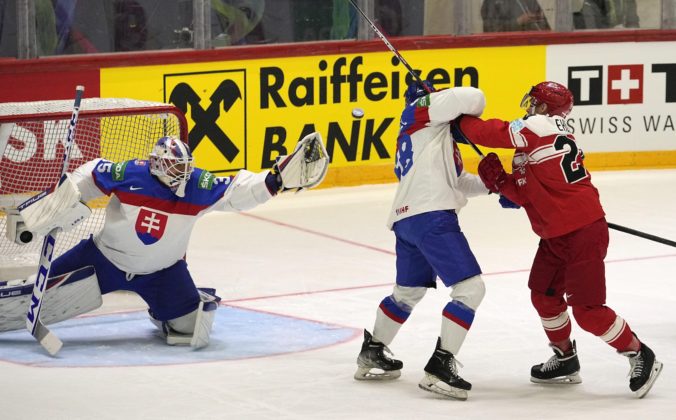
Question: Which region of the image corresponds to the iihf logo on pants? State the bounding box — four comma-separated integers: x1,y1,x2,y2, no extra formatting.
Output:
135,208,168,245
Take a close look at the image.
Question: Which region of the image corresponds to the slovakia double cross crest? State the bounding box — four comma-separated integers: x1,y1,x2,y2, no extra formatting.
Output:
135,207,168,244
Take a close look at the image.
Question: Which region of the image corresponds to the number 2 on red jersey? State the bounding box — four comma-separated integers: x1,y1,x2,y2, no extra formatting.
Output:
554,136,588,184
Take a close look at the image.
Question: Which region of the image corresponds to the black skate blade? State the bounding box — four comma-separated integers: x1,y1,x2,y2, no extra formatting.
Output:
418,374,468,401
354,366,401,381
530,372,582,385
636,360,663,399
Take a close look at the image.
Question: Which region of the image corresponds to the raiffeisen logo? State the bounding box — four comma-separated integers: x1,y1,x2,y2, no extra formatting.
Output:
259,56,479,108
253,55,482,169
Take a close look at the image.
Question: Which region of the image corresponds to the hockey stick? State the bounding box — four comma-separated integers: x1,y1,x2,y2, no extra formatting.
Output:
608,223,676,248
22,85,85,355
347,0,484,158
347,0,426,89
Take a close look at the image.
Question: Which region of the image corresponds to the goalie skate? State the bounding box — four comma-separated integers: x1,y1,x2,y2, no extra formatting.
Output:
531,340,582,384
354,329,402,380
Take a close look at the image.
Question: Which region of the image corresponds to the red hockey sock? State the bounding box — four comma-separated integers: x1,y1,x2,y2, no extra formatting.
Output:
620,334,640,353
551,339,573,354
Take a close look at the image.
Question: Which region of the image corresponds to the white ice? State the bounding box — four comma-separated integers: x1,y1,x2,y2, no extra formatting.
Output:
1,169,675,420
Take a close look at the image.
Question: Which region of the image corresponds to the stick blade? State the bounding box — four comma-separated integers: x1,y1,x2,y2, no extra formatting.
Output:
34,323,63,356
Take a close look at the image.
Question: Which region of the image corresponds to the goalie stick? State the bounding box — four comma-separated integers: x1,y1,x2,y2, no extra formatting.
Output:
22,85,85,355
347,0,484,158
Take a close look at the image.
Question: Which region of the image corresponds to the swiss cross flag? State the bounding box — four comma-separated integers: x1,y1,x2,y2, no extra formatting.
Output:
135,208,168,245
607,65,643,104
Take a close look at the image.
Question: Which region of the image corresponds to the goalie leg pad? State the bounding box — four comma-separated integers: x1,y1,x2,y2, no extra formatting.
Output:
0,266,101,332
151,288,221,349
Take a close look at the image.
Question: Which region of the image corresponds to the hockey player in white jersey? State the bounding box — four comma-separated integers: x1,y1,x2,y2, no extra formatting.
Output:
2,133,328,349
354,81,498,400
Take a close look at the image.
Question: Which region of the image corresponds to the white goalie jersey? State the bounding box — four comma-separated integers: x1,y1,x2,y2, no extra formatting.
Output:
387,87,489,229
71,158,274,275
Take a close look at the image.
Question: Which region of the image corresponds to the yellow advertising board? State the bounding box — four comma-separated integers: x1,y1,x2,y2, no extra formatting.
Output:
101,46,545,185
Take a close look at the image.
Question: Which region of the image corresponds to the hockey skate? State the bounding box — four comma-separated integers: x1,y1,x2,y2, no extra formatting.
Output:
620,340,663,398
354,329,403,380
531,340,582,384
418,338,471,400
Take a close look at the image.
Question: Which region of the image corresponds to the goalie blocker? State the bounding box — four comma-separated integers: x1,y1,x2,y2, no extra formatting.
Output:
13,173,91,243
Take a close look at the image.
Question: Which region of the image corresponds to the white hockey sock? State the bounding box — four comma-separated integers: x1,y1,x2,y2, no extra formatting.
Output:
373,306,405,345
372,288,425,345
440,315,470,355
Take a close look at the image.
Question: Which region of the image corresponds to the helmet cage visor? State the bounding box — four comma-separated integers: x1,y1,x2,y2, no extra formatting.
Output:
149,137,194,189
520,90,539,115
152,156,194,188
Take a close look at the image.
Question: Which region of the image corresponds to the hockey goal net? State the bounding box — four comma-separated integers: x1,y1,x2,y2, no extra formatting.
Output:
0,98,187,280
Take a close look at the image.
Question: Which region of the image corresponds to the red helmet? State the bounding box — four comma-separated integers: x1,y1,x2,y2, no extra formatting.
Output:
520,81,574,117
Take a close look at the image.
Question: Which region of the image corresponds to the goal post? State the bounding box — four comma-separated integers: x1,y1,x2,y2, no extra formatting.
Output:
0,98,188,280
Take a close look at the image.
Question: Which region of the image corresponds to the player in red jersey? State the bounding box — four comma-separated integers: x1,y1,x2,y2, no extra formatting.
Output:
453,81,663,398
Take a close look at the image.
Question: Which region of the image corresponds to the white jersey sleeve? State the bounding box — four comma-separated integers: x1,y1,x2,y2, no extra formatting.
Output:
70,158,107,202
210,170,273,212
457,171,489,198
428,87,485,124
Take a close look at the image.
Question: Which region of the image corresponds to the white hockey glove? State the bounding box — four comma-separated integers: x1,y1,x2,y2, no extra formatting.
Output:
18,173,91,237
273,132,329,191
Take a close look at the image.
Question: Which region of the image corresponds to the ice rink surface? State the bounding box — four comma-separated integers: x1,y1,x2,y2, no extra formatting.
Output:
1,169,675,420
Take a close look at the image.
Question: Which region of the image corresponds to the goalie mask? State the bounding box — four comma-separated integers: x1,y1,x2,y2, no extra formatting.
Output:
520,81,574,117
149,136,194,197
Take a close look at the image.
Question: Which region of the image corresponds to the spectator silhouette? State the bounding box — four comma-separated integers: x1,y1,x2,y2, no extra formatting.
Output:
331,0,404,39
481,0,550,32
573,0,639,29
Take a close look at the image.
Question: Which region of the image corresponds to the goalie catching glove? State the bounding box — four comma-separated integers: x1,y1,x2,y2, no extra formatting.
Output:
18,173,91,237
272,132,329,191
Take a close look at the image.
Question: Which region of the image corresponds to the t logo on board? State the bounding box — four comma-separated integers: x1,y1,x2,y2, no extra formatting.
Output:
568,65,646,106
568,66,603,106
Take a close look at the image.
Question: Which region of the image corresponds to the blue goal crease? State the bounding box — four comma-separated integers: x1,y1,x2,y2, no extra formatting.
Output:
0,305,357,368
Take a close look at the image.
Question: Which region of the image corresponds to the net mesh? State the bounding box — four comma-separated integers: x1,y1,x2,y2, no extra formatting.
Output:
0,98,186,279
